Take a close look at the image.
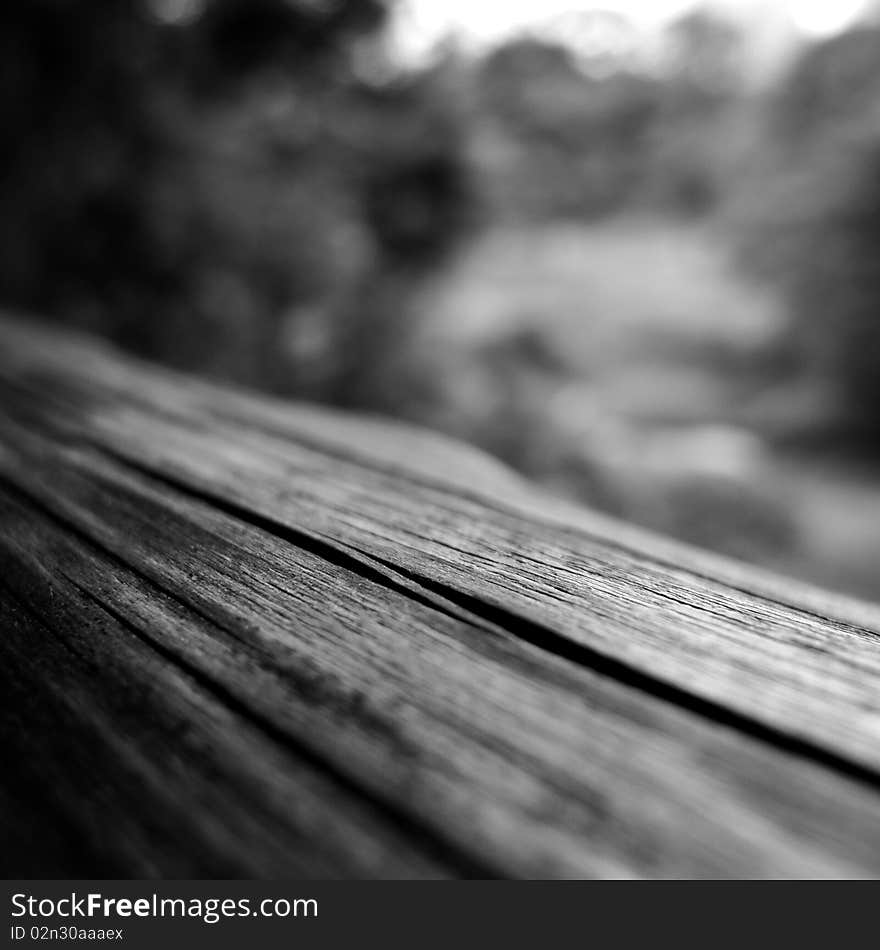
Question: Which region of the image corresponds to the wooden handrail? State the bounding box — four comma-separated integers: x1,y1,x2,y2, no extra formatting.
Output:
2,314,880,878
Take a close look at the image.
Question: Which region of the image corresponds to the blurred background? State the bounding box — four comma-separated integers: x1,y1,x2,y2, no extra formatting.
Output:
3,0,880,601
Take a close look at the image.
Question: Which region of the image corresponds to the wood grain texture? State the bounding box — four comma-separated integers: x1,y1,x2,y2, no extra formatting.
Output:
2,313,880,879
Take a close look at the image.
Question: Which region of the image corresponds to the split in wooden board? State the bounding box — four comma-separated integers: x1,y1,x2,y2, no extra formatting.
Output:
1,314,880,878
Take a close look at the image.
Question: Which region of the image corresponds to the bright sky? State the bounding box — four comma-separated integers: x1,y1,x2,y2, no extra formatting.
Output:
391,0,873,63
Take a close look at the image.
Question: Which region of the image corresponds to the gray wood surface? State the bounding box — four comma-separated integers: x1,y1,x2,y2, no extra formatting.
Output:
2,314,880,878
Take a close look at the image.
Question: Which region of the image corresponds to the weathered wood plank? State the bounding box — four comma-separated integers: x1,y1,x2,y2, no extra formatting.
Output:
2,314,880,878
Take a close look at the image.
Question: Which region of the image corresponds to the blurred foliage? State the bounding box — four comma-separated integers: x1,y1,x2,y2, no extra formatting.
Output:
472,37,660,218
469,10,749,222
0,2,759,395
0,0,475,403
734,25,880,440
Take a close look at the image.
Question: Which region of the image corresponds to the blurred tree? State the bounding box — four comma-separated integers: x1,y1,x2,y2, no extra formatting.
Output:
770,26,880,147
0,0,474,406
0,1,163,323
473,35,659,220
312,63,479,412
469,17,751,223
648,9,748,215
662,9,746,105
734,25,880,440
